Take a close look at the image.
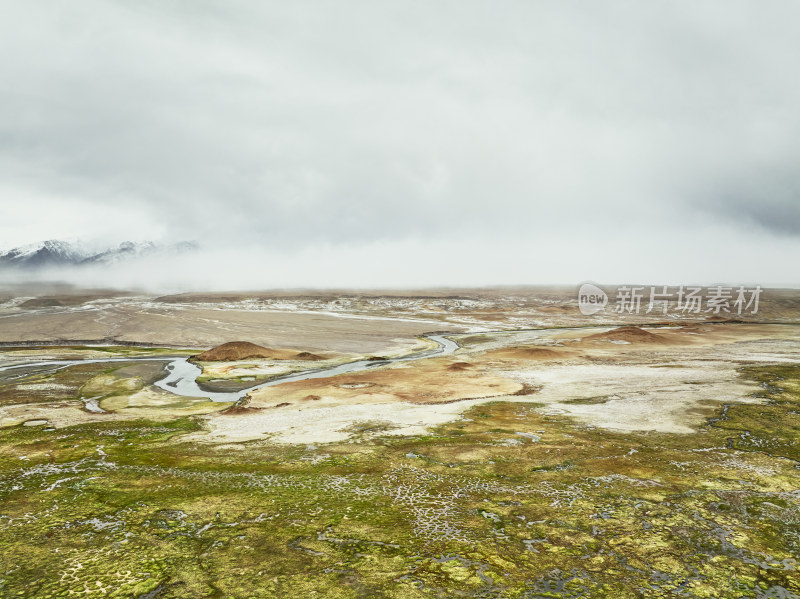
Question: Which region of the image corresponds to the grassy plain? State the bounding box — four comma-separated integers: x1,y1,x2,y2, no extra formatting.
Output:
1,289,799,597
0,363,798,597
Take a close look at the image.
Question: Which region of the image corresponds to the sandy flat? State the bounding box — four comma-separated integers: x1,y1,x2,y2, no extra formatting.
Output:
0,302,453,355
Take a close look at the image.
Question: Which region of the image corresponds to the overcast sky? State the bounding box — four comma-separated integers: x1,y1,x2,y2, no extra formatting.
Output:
1,1,799,288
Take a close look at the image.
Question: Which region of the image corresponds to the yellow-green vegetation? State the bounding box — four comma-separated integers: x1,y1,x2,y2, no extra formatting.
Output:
77,362,230,417
80,363,167,398
194,361,299,392
0,358,231,429
0,362,118,406
0,365,799,597
0,348,194,409
100,389,232,418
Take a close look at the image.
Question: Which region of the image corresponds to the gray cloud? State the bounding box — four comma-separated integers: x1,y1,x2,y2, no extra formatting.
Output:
1,1,799,287
694,162,800,236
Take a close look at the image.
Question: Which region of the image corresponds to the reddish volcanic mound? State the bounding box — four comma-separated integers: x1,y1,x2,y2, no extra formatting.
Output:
584,326,668,344
487,347,569,361
194,341,288,361
447,362,474,371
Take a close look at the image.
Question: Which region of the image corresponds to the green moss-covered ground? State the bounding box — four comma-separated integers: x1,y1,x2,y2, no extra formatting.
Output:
1,364,799,598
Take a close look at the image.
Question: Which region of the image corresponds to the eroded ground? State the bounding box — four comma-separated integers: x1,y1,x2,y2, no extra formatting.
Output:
193,324,799,444
1,288,799,598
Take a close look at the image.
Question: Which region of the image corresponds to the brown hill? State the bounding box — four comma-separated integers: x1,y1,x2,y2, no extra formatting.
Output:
705,315,738,323
447,362,474,371
295,351,324,361
487,347,569,361
584,326,668,344
194,341,296,361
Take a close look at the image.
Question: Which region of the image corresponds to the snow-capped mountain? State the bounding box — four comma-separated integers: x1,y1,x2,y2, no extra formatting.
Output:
0,240,198,270
78,241,159,266
0,239,90,268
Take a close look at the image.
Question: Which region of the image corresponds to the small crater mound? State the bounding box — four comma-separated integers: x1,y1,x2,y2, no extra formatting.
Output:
705,315,728,322
447,362,474,371
492,347,568,360
705,315,744,324
584,326,668,344
295,351,324,361
195,341,280,361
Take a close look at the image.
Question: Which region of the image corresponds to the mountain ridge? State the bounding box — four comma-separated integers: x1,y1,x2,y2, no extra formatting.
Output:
0,239,198,270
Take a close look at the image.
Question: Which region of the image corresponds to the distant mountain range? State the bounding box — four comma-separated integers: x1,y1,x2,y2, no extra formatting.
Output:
0,239,198,270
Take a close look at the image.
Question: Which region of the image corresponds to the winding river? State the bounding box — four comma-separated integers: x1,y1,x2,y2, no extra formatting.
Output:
0,334,460,404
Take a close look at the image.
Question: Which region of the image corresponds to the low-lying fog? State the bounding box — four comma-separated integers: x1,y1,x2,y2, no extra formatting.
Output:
1,227,798,293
